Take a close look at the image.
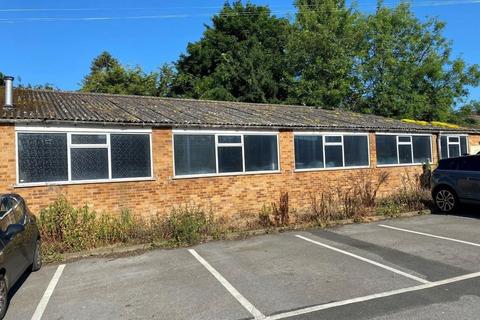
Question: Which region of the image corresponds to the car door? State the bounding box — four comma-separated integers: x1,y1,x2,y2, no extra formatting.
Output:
12,198,34,265
464,157,480,201
442,158,470,199
0,197,27,285
455,158,472,200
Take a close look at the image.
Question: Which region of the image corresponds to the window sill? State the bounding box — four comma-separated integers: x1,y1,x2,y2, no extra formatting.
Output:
294,165,371,173
376,163,429,168
14,177,156,188
172,170,282,180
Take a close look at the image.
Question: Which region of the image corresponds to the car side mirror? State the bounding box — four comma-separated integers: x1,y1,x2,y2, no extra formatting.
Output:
4,224,25,239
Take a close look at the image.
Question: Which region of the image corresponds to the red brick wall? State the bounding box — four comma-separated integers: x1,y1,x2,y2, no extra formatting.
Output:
469,135,480,154
0,124,476,218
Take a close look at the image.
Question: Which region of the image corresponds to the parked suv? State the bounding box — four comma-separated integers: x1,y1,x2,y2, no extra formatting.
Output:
0,194,41,319
432,155,480,212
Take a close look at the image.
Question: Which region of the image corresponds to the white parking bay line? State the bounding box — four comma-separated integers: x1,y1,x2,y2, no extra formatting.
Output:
266,271,480,320
188,249,266,320
31,264,66,320
295,235,430,284
379,224,480,247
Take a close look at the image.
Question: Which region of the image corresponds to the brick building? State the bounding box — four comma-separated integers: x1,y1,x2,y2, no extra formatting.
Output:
0,80,479,217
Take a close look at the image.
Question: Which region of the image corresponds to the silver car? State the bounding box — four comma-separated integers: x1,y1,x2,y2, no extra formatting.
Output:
431,155,480,212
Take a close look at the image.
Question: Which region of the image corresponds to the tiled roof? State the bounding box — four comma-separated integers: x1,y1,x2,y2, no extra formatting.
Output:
0,87,476,133
470,114,480,128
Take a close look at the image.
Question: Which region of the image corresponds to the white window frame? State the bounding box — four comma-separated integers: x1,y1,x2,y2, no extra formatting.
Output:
376,132,433,168
397,135,414,164
68,133,110,181
438,134,469,159
293,132,371,172
15,126,154,187
172,129,280,179
216,133,244,173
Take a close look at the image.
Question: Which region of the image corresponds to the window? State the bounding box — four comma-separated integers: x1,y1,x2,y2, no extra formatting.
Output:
462,157,480,171
413,136,432,164
376,134,432,166
70,134,109,181
439,135,469,159
376,135,397,165
0,197,14,232
398,136,413,164
440,156,480,171
454,157,476,171
12,198,25,225
438,158,460,171
294,134,369,170
18,133,68,183
0,196,22,232
294,136,323,170
17,131,152,184
174,135,216,176
244,135,278,172
344,135,369,167
111,134,151,178
217,135,243,173
173,132,279,177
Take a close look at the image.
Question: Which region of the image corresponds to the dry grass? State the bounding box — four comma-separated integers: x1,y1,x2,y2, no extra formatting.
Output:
39,171,432,262
39,197,224,261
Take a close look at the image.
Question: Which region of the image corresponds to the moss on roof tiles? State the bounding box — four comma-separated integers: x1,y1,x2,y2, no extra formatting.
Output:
0,87,476,133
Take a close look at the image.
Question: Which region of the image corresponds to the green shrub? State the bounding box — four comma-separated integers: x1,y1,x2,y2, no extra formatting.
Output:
377,187,431,216
38,197,144,252
162,205,219,245
375,199,403,217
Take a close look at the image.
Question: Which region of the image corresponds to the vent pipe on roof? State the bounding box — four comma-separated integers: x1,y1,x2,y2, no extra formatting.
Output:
3,76,14,109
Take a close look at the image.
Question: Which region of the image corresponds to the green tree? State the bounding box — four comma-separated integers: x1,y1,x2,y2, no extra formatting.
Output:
156,63,176,97
18,83,59,91
287,0,364,108
353,2,480,121
454,100,480,125
0,72,58,90
172,1,291,103
81,51,164,96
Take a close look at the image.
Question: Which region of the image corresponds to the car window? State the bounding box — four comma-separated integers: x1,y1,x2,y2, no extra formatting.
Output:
12,199,26,225
0,197,12,217
0,197,15,233
439,158,459,170
457,158,469,171
463,157,480,171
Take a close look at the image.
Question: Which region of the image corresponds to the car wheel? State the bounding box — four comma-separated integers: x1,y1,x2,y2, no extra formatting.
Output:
31,239,42,272
0,276,8,319
434,187,458,213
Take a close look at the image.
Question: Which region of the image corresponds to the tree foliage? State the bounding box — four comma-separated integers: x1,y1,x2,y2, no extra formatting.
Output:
76,1,479,123
0,71,58,90
171,1,291,103
352,3,480,121
18,83,59,91
455,100,480,126
81,51,174,96
286,0,363,108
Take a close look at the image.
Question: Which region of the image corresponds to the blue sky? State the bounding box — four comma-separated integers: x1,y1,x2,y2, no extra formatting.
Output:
1,0,480,102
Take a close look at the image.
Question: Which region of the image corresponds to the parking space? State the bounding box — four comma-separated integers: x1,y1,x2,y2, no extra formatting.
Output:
6,213,480,320
191,233,419,316
6,250,251,320
4,266,58,320
308,223,479,281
